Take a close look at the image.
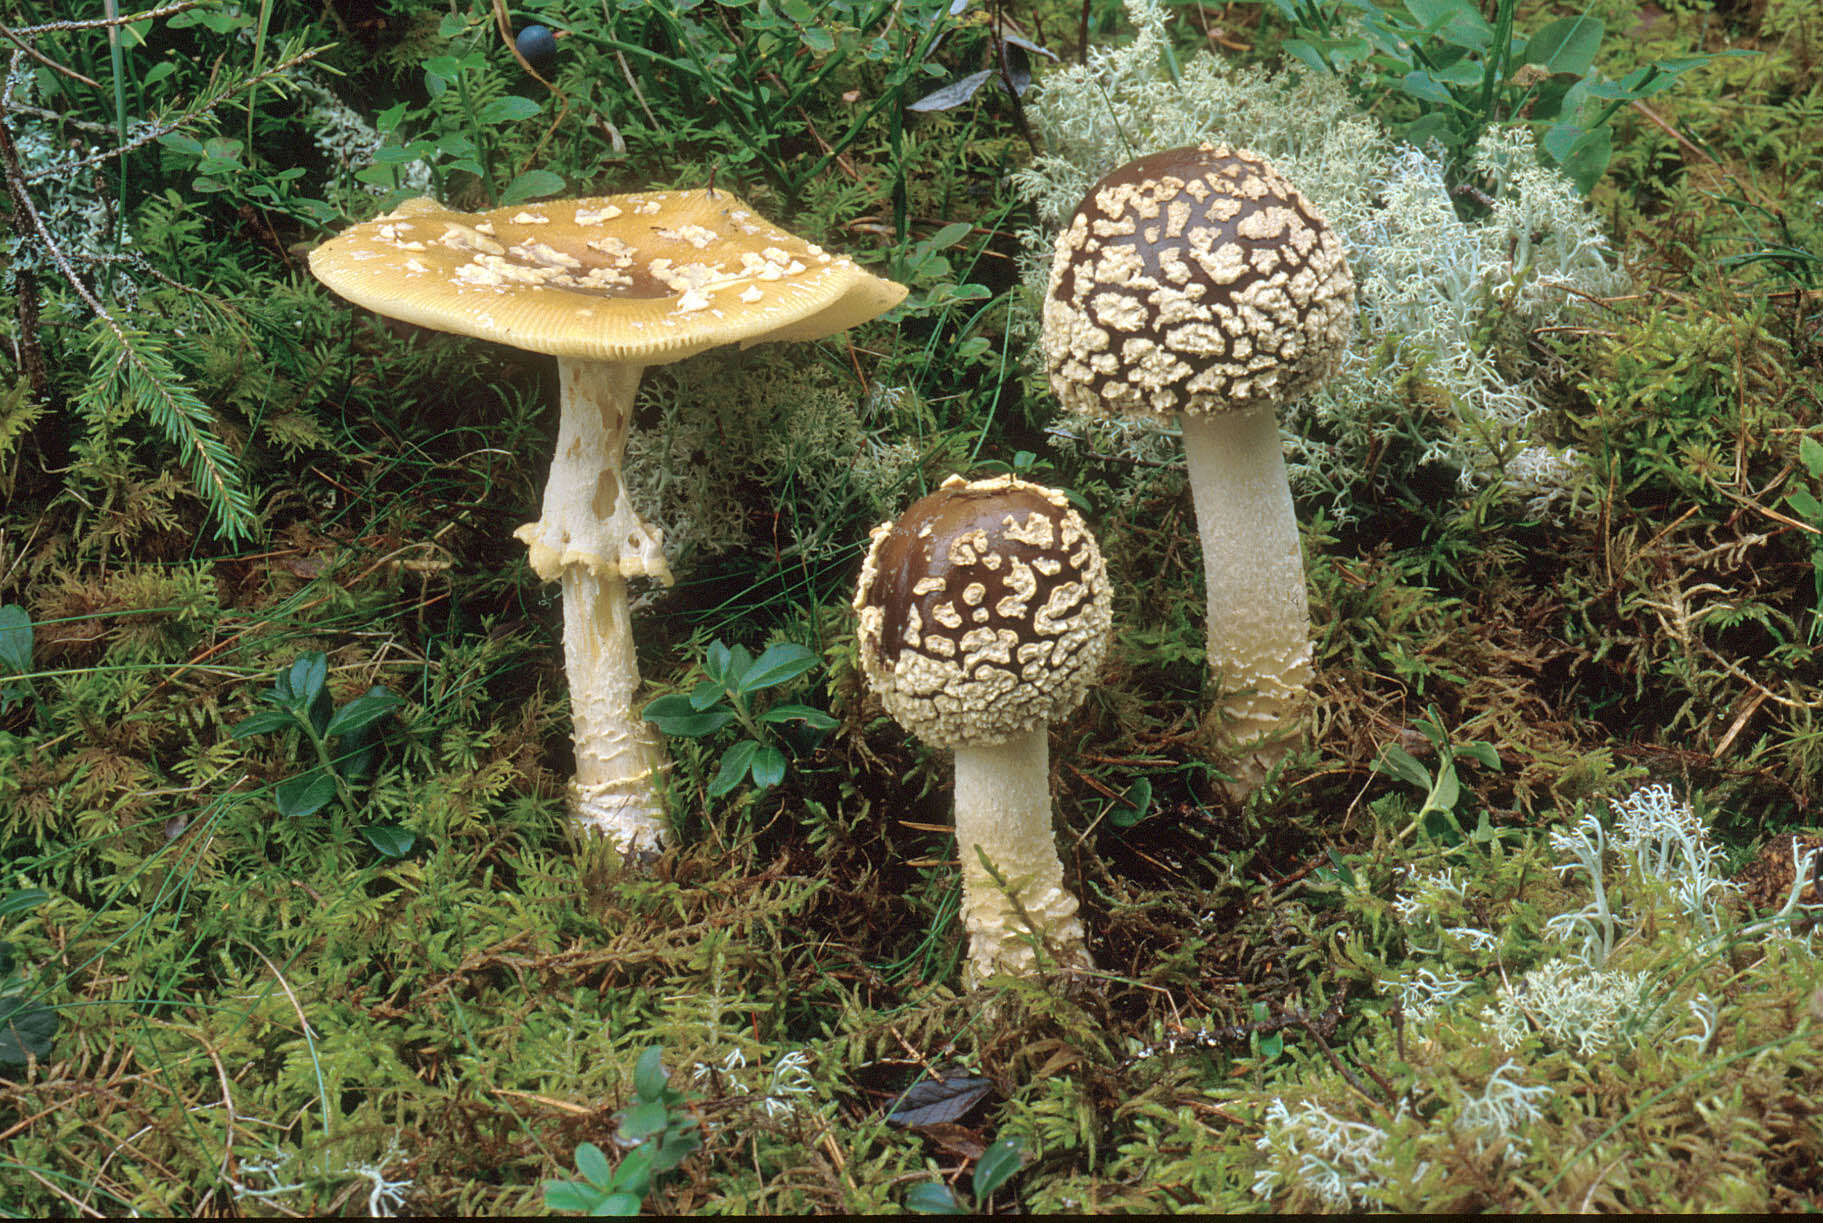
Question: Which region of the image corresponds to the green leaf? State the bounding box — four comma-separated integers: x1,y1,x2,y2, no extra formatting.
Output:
619,1100,670,1144
0,995,58,1065
574,1142,613,1187
1798,435,1823,478
499,169,566,206
0,889,49,921
1546,123,1612,193
1403,0,1493,50
737,642,818,694
541,1181,599,1213
598,1191,645,1215
633,1045,669,1100
1456,740,1503,770
274,769,338,818
1375,744,1434,790
307,684,335,738
756,703,838,731
925,220,974,251
1108,777,1153,828
0,605,30,676
1787,490,1823,521
1400,69,1458,106
648,1127,700,1173
230,709,298,738
1526,72,1579,121
972,1134,1025,1199
688,679,727,712
1430,55,1483,87
1325,847,1357,887
1426,761,1461,814
904,1181,966,1214
1524,15,1602,76
707,740,762,798
325,688,403,737
1282,37,1339,76
748,744,787,791
644,695,736,738
286,653,329,708
705,640,734,687
361,824,415,858
478,95,541,123
612,1142,658,1192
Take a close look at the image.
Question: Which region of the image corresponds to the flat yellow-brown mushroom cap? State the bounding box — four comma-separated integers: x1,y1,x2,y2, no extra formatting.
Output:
308,189,906,362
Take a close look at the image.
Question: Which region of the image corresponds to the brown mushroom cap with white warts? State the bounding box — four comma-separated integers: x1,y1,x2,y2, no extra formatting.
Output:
853,473,1112,749
1042,143,1354,421
307,190,906,363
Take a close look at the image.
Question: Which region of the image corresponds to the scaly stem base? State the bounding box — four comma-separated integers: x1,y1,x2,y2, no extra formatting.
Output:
1179,407,1313,798
953,729,1091,985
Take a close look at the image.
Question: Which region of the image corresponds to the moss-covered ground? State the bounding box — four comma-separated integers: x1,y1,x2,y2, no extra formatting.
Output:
3,0,1821,1213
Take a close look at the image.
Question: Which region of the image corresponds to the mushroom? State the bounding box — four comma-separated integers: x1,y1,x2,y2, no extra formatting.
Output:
853,474,1111,983
309,189,905,853
1040,144,1354,797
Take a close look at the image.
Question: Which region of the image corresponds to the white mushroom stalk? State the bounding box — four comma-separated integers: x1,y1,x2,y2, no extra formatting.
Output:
1042,144,1354,797
951,728,1089,980
1178,405,1313,790
517,358,670,845
854,474,1110,984
307,189,905,855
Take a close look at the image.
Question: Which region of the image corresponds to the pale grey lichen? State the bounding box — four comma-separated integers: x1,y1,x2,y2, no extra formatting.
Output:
1250,783,1816,1206
1012,0,1627,522
1252,1098,1404,1208
1483,958,1653,1055
293,72,434,195
2,61,140,308
625,352,917,567
1451,1059,1553,1149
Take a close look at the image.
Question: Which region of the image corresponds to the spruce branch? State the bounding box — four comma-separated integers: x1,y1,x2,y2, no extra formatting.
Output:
0,70,256,540
20,38,333,186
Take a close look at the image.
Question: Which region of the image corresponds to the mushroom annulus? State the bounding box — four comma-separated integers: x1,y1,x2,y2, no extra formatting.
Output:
853,474,1111,983
1041,144,1354,797
310,189,905,854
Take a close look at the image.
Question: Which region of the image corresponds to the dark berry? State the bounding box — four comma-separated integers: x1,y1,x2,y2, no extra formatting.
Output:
516,24,557,75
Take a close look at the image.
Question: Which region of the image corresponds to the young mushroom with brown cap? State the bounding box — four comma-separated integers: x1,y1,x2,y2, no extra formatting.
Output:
1041,143,1355,797
310,189,905,853
854,473,1111,984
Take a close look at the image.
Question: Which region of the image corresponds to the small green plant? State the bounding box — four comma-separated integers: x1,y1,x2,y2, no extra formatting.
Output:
1268,0,1736,194
544,1046,703,1216
229,651,409,856
643,640,836,800
0,888,57,1068
1372,705,1502,843
903,1133,1026,1213
356,9,564,207
1784,435,1823,642
0,603,34,713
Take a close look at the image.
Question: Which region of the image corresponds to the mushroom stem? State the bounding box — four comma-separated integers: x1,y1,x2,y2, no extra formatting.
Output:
514,358,673,851
560,566,669,847
952,728,1090,984
1178,405,1313,796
